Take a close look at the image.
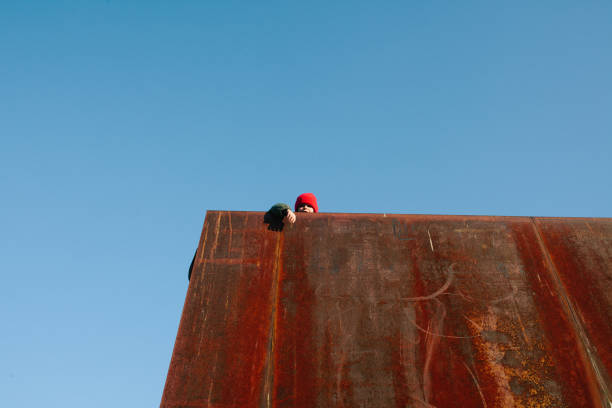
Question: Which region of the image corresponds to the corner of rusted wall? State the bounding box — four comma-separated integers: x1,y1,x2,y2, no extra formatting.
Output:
529,217,612,407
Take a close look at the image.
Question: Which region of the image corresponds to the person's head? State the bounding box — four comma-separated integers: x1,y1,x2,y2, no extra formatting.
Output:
295,193,318,213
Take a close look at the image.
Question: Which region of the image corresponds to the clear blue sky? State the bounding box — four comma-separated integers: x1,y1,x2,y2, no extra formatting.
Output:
1,1,610,407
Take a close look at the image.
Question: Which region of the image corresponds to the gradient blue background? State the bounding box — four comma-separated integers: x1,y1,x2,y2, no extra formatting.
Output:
1,1,610,407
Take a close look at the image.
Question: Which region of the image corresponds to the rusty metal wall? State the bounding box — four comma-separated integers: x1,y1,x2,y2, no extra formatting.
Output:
161,212,612,408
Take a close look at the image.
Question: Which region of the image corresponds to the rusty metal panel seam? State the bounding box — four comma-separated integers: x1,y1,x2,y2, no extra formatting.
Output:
530,217,612,407
261,233,283,408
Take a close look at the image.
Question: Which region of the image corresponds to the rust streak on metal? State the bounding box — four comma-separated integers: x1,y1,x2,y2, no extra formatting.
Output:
530,217,612,407
261,233,283,408
401,264,454,301
462,360,488,408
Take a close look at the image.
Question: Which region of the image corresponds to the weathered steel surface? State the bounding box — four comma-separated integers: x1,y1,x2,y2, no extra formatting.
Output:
161,212,612,408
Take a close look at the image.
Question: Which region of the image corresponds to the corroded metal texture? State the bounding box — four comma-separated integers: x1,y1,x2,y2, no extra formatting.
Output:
161,212,612,408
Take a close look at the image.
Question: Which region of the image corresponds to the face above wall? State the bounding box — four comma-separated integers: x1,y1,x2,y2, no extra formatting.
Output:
296,204,314,213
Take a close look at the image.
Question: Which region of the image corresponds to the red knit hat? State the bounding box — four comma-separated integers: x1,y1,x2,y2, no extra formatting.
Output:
295,193,318,213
